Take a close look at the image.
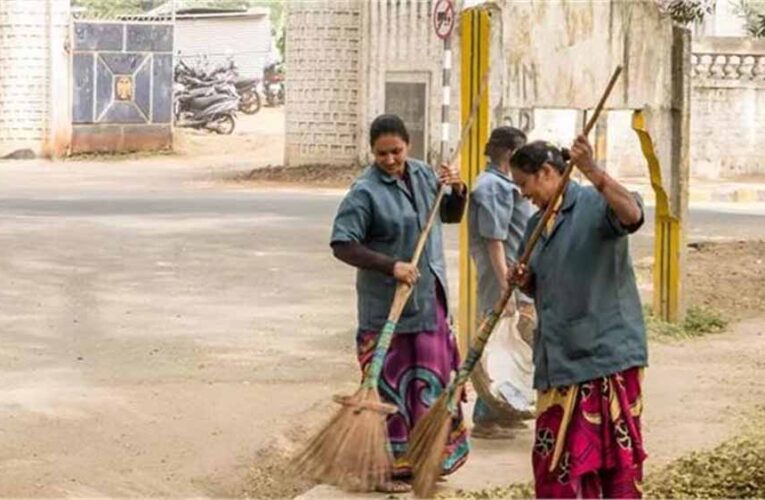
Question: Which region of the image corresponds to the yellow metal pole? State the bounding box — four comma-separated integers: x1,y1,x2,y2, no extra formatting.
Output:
631,110,681,322
458,7,490,356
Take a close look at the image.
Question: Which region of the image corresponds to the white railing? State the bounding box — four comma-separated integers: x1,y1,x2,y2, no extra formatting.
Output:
692,37,765,85
692,52,765,81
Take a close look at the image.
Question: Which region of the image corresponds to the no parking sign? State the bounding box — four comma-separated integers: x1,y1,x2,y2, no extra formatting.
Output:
433,0,455,40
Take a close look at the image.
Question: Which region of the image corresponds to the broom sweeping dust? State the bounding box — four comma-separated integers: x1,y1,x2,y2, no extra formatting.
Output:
406,65,624,498
290,71,491,492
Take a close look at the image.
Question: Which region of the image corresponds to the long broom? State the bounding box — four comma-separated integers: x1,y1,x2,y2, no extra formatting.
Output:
291,70,492,492
407,66,624,498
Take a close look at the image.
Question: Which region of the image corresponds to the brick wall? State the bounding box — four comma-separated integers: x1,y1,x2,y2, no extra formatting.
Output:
284,0,362,167
284,0,461,168
0,0,70,157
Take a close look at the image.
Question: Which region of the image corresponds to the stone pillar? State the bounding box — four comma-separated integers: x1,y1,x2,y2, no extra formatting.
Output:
0,0,71,158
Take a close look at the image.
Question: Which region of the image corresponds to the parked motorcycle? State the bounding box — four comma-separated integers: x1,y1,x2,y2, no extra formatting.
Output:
263,62,284,107
174,83,239,135
175,58,257,118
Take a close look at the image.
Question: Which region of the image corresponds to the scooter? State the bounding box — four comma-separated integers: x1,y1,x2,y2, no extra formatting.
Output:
177,58,261,115
174,89,239,135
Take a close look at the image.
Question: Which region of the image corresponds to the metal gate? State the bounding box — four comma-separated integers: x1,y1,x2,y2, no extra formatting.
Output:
70,18,174,153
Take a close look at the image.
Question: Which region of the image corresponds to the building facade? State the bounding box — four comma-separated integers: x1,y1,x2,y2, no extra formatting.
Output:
285,0,462,168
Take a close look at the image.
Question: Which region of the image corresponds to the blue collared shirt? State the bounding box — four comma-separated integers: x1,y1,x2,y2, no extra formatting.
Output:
468,164,534,314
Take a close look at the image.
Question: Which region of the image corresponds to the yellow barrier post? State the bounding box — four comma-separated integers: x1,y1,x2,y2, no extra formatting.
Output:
458,8,490,356
632,110,681,322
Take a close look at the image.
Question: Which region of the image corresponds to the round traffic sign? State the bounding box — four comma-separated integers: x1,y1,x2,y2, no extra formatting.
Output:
433,0,455,40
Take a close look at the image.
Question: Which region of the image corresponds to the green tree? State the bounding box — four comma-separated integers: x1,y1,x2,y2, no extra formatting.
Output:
732,0,765,37
249,0,285,59
656,0,714,25
71,0,145,16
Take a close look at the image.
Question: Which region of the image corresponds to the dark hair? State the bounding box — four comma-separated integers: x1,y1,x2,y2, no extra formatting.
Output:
510,141,571,175
369,114,410,148
484,126,527,162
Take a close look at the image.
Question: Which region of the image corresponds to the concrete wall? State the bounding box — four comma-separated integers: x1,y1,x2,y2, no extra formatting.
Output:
0,0,71,158
690,37,765,178
361,0,461,166
493,0,686,204
599,36,765,180
496,0,681,186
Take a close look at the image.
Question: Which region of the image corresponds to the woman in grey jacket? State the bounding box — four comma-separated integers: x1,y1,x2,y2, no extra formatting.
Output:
330,114,469,492
509,136,647,498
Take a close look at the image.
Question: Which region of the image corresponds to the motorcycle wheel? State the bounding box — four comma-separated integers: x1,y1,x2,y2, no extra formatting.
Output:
213,114,236,135
239,91,261,115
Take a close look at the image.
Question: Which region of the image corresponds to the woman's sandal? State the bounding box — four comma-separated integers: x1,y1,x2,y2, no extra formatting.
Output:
375,480,413,493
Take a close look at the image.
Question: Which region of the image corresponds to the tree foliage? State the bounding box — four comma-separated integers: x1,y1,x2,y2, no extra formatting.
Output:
732,0,765,37
71,0,145,16
656,0,715,26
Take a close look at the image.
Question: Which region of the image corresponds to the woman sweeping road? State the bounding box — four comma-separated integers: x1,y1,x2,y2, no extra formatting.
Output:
509,136,648,498
329,114,469,493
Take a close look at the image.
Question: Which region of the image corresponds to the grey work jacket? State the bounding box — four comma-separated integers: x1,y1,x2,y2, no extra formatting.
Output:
521,181,648,390
330,159,465,333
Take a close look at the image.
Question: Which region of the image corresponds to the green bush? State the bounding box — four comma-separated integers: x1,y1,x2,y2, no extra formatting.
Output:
645,305,728,340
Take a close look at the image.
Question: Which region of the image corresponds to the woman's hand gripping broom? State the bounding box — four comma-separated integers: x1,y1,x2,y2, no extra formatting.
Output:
291,71,492,492
406,66,624,498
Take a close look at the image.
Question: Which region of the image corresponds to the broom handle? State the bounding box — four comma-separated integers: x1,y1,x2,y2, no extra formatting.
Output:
364,70,492,388
450,66,623,393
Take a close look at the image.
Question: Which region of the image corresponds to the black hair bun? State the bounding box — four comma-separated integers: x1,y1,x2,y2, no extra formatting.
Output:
560,147,571,162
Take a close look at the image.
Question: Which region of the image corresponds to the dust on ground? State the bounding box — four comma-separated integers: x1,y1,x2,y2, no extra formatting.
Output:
174,107,285,168
685,240,765,320
64,106,286,170
236,163,362,189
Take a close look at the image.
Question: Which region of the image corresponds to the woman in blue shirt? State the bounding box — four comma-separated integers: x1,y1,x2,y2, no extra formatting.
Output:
330,114,469,492
509,136,647,498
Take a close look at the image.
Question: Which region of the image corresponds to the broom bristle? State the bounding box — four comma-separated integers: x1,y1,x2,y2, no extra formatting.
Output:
407,391,453,498
291,387,395,492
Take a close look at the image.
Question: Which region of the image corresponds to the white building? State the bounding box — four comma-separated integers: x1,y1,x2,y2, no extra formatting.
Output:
145,3,275,79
